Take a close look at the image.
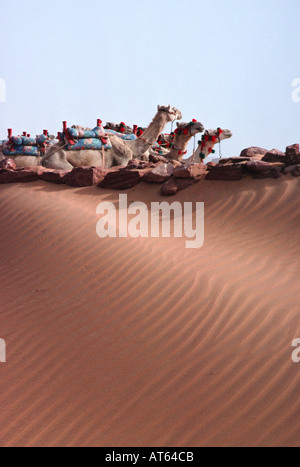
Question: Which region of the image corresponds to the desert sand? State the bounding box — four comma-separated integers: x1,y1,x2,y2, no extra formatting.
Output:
0,176,300,447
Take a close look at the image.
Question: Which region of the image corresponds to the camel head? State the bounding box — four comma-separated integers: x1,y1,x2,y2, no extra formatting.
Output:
167,120,205,159
204,128,233,142
157,105,182,122
175,120,205,137
198,127,233,160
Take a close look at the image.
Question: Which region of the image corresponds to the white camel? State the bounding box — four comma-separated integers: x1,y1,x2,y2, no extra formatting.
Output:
184,128,233,164
1,132,59,168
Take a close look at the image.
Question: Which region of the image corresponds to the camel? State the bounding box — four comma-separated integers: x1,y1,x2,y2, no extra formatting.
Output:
1,133,59,168
184,128,233,164
164,120,205,161
42,105,182,170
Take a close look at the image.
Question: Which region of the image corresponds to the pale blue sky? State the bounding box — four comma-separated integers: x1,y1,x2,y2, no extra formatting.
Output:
0,0,299,157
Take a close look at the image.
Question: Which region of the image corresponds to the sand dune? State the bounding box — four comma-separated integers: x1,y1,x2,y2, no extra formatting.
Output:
0,176,300,447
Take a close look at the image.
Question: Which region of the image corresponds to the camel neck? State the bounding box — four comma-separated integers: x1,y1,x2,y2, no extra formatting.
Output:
138,112,170,146
166,135,190,160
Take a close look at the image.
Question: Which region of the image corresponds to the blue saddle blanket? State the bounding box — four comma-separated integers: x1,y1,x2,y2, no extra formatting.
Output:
66,138,112,151
3,133,49,157
3,145,40,156
105,130,137,141
67,127,106,139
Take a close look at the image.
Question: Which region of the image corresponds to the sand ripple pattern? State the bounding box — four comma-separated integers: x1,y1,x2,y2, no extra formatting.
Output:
0,178,300,447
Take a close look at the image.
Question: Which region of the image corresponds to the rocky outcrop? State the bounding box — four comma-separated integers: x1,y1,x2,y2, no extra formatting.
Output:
219,157,252,164
291,166,300,177
127,159,156,170
143,163,174,183
149,154,169,164
240,147,268,158
39,170,68,184
285,144,300,165
98,167,149,190
0,158,17,170
245,160,284,179
64,167,108,187
262,149,286,163
206,164,243,181
283,164,300,177
161,177,198,196
173,163,207,179
0,168,40,184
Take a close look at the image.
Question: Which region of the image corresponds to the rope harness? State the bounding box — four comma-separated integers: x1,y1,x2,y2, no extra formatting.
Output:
199,128,223,160
171,120,199,157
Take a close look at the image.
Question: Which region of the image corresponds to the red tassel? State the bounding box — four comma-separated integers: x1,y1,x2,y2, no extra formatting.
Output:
8,129,12,138
43,130,48,136
97,119,102,127
183,129,189,135
192,119,197,123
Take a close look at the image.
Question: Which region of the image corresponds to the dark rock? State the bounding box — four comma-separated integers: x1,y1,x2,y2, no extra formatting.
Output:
219,157,251,164
173,163,207,179
283,164,299,175
285,144,300,165
206,164,243,181
292,166,300,177
262,149,286,163
0,158,17,170
64,167,108,187
39,170,68,184
149,154,169,164
246,160,273,173
127,159,156,170
286,144,299,154
143,163,174,183
246,161,283,179
0,168,39,184
240,147,268,158
161,177,198,196
98,168,148,190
